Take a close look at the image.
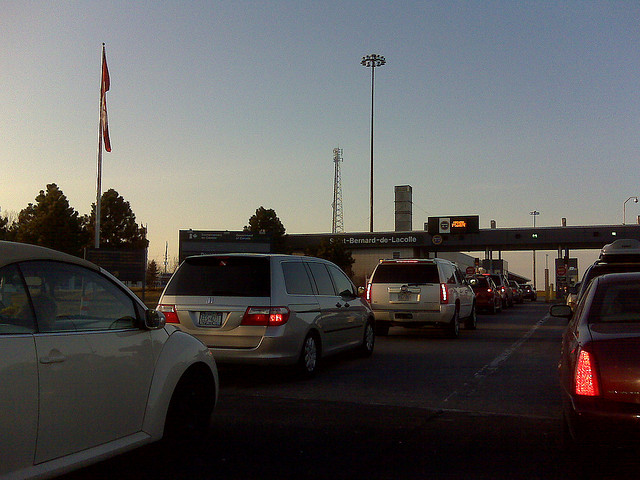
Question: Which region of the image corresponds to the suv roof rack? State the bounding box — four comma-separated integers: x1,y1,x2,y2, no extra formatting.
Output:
599,239,640,262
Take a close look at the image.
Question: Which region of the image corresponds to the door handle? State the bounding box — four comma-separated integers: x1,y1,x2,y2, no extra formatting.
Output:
40,350,66,364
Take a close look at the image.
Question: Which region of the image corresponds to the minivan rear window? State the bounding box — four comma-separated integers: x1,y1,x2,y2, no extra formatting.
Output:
165,256,270,297
371,263,439,284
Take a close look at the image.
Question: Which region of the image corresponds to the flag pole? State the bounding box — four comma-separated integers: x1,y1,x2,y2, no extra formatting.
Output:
95,44,104,249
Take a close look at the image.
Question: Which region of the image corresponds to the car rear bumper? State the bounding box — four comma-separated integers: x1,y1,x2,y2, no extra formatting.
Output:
372,304,455,327
198,324,306,365
564,393,640,444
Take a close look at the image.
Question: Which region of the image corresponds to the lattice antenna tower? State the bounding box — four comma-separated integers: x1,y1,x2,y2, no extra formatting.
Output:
332,147,344,233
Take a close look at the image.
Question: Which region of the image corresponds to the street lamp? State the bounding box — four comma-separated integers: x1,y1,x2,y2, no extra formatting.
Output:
623,196,638,225
361,53,386,233
530,211,540,290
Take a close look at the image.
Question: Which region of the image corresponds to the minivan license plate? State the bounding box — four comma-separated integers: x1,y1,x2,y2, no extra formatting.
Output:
199,311,223,327
398,292,411,301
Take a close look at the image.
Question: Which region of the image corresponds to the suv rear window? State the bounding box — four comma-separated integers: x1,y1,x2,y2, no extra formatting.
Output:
371,263,440,284
581,263,640,294
165,256,270,297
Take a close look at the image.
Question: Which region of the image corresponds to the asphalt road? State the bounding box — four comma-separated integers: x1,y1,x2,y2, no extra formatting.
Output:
61,302,640,479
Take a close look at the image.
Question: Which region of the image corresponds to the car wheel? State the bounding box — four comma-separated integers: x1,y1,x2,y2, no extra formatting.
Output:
465,304,477,330
489,300,496,314
375,323,390,336
359,320,375,356
447,309,460,338
298,333,320,377
164,366,216,445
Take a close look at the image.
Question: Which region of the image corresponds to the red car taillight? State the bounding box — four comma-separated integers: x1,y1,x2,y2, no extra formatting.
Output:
241,307,290,326
440,283,449,304
574,348,600,397
157,304,180,324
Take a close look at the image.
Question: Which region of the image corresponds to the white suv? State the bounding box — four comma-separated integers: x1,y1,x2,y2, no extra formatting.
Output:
366,258,476,338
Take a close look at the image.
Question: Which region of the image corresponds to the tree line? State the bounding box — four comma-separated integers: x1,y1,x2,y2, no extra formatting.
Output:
0,183,147,257
1,190,355,279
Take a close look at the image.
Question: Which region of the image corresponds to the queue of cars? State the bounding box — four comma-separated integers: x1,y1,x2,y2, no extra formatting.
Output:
13,236,635,479
468,272,535,314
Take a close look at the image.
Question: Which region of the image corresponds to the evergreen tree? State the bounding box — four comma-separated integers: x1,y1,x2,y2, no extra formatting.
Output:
86,189,148,249
306,238,355,279
244,206,287,253
14,184,87,256
146,259,160,288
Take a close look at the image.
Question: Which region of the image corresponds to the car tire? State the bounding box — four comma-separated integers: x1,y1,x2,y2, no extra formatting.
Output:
447,309,460,339
489,301,497,314
375,323,390,336
164,366,216,445
298,333,320,377
464,304,477,330
359,320,375,357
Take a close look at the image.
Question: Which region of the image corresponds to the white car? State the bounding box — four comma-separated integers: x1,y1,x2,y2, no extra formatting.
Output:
366,258,476,337
0,241,218,480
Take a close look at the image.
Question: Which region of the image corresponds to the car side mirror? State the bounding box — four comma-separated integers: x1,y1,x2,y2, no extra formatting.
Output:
549,304,573,320
340,289,357,300
145,309,166,330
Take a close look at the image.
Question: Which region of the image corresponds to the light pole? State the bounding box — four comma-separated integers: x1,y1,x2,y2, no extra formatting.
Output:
361,53,386,233
530,211,540,290
623,196,638,225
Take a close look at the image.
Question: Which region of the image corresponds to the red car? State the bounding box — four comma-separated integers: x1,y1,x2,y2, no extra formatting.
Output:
551,272,640,446
468,275,502,314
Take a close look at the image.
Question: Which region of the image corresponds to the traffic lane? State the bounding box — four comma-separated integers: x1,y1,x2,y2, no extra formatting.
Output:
57,302,640,480
219,302,561,417
442,304,567,417
57,394,633,480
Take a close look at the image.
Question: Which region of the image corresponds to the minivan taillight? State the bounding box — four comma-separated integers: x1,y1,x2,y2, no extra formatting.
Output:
575,347,600,397
157,304,180,324
440,283,449,304
242,307,290,326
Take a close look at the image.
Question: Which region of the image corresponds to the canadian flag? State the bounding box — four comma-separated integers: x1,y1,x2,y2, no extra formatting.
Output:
100,45,111,152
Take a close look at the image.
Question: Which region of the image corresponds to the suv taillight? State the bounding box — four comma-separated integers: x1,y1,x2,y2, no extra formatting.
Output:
575,347,600,397
157,304,180,324
440,283,449,304
242,307,290,326
366,283,372,303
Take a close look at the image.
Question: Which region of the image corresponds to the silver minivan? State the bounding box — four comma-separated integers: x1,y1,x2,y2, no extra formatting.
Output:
158,253,375,375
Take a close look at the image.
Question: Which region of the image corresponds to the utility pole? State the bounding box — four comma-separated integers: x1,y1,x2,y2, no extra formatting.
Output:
332,148,344,233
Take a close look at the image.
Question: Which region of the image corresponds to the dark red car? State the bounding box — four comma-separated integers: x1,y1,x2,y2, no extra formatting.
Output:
551,272,640,446
468,275,501,314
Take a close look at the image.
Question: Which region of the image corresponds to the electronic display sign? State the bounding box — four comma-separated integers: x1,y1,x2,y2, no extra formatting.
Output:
426,216,480,235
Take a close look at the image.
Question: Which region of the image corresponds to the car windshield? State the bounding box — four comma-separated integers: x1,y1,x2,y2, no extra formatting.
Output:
588,281,640,323
371,263,439,284
164,256,270,297
469,277,489,288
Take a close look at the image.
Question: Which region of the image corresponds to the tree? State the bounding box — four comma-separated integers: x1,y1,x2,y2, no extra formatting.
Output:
244,206,287,253
86,189,148,249
305,238,355,279
14,184,88,256
146,259,160,288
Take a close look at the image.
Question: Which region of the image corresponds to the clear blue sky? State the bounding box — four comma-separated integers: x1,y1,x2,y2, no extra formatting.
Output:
2,1,639,281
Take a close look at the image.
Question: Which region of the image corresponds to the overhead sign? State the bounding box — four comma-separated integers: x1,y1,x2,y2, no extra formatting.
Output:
426,216,480,235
